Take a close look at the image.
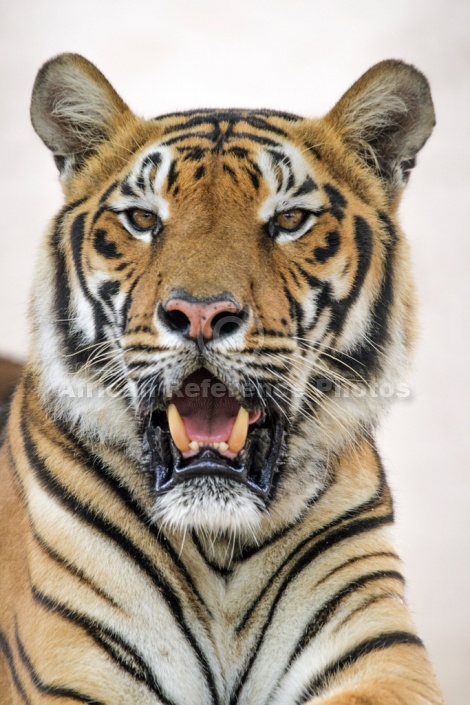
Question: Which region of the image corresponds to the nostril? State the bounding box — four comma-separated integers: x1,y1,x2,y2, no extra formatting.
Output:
158,305,191,335
211,308,249,340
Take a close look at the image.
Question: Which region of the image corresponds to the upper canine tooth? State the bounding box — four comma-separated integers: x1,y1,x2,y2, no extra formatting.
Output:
167,404,190,453
228,407,249,453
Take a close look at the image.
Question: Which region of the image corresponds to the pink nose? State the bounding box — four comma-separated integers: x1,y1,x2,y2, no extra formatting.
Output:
161,297,244,341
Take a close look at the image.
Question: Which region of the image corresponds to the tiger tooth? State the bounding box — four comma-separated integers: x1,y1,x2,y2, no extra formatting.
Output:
167,404,190,453
189,440,200,451
219,442,229,452
228,407,249,453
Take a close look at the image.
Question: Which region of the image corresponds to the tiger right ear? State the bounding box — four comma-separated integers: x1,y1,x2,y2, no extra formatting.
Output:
31,53,131,175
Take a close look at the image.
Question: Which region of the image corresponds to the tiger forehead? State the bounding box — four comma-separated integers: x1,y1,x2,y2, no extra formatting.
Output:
119,112,322,217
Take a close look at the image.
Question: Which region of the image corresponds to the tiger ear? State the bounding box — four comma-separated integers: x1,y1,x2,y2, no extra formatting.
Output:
326,60,435,199
31,53,131,176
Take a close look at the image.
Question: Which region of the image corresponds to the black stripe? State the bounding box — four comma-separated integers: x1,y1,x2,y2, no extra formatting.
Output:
293,263,323,289
32,529,120,608
0,628,31,704
344,211,396,374
286,570,405,670
230,510,394,704
15,624,105,704
51,201,103,367
70,211,109,339
330,214,394,376
31,588,177,705
226,146,249,158
20,412,218,704
293,176,318,197
93,229,122,259
282,282,305,339
302,631,423,701
120,179,138,198
181,146,208,161
329,215,373,338
162,112,288,137
99,180,119,204
230,514,393,704
237,443,386,562
324,183,347,221
48,412,213,617
155,107,301,122
121,273,142,327
236,510,393,635
314,230,341,263
167,160,179,191
222,163,238,183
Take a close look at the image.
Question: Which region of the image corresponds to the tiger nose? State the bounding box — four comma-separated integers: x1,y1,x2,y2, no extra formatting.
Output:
159,296,248,341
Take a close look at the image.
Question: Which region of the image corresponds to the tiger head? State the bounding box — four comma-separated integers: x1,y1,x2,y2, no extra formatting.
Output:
29,54,434,536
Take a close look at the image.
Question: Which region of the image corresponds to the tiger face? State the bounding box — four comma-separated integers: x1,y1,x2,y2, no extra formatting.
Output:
30,54,434,536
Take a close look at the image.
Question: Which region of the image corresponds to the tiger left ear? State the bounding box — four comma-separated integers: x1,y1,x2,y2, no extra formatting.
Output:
326,60,435,199
31,53,131,177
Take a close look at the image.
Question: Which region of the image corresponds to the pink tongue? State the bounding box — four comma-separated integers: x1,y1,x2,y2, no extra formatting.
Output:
171,370,260,443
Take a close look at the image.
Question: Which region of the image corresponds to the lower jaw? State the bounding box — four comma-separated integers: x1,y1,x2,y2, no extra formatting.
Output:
141,412,287,501
152,474,269,536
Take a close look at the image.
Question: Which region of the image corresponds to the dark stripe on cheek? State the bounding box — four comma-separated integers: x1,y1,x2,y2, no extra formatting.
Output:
329,215,373,336
344,217,373,307
194,165,205,180
344,212,396,373
324,183,347,221
283,284,305,338
70,211,109,341
93,229,122,259
99,280,120,305
70,213,89,294
314,230,341,263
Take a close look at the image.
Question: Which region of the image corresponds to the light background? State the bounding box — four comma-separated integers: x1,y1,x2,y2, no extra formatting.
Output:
0,1,468,703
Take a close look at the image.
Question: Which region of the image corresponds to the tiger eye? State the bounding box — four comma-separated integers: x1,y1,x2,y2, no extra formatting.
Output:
128,208,159,231
275,209,306,231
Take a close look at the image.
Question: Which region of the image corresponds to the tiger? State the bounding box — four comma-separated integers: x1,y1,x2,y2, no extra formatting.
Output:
0,53,445,705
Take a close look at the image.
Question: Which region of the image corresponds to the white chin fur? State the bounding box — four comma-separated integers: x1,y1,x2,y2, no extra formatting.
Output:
153,477,266,537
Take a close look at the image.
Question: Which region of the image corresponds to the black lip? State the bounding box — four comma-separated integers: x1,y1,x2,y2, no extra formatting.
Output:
142,411,286,500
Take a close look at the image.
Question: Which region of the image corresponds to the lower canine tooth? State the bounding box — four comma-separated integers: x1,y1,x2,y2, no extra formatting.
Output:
167,404,190,453
228,407,249,453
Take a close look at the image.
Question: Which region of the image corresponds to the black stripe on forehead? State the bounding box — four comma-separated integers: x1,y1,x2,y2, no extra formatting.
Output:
158,110,294,152
156,108,301,130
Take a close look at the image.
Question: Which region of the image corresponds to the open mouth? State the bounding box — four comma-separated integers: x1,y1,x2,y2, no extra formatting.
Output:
141,368,286,499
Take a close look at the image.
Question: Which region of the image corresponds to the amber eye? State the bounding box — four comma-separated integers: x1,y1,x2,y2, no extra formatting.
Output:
275,209,307,231
127,208,159,231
